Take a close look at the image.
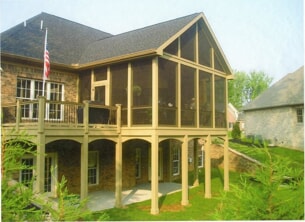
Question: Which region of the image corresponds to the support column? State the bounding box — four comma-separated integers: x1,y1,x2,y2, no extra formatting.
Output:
35,96,46,193
115,136,123,208
181,135,189,206
80,134,88,200
36,134,45,193
80,100,89,200
204,135,211,198
224,135,229,191
193,139,199,187
150,133,159,215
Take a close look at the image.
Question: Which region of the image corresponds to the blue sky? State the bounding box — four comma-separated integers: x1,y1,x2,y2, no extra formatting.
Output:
0,0,304,83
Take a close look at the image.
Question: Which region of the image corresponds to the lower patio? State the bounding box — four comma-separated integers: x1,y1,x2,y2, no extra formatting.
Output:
87,182,183,211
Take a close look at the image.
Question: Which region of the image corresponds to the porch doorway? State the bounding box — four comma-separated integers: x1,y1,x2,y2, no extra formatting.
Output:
44,153,57,196
20,153,57,197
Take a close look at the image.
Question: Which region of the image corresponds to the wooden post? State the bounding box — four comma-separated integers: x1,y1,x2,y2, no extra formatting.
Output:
193,139,199,186
181,135,189,206
80,134,88,200
36,96,46,193
83,100,89,134
224,135,229,191
80,100,89,200
115,135,123,208
204,135,211,198
152,57,158,128
150,133,159,215
16,99,21,131
116,104,121,133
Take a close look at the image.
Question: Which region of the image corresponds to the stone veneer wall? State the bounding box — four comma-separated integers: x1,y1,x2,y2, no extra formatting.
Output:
210,144,260,172
244,107,304,150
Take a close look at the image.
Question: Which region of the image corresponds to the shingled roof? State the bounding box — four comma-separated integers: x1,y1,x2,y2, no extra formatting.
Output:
1,12,112,65
1,12,231,73
243,66,304,111
79,13,201,64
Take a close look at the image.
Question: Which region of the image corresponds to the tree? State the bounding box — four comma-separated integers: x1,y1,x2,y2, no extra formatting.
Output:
231,122,241,140
1,130,107,221
228,70,273,110
1,130,45,221
213,148,304,220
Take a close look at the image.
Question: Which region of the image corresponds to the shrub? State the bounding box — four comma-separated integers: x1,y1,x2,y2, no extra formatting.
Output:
231,122,241,140
213,147,304,220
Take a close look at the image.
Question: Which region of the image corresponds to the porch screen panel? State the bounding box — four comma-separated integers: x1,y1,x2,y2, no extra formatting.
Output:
164,39,178,56
111,63,128,125
215,75,226,128
199,70,213,127
198,20,211,67
180,24,196,62
158,58,177,125
181,65,196,127
131,59,152,125
79,70,91,101
94,66,107,81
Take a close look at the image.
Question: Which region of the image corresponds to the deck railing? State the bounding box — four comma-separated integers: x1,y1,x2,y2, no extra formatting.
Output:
1,97,121,132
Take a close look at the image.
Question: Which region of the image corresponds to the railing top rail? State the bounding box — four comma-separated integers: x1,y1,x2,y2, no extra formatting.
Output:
87,102,117,110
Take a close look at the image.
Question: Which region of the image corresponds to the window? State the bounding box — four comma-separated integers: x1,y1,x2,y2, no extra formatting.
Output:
135,148,141,178
16,78,64,120
172,145,180,176
88,151,99,185
198,149,204,168
20,155,56,193
296,107,304,123
20,157,34,187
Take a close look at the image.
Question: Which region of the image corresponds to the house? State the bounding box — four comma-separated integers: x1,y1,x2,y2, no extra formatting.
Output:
242,66,304,150
227,103,239,130
1,12,233,214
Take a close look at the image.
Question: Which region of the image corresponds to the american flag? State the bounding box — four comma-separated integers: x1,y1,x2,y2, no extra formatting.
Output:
43,29,50,79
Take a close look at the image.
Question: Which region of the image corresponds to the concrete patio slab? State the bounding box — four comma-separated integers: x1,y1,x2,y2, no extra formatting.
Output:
87,182,182,211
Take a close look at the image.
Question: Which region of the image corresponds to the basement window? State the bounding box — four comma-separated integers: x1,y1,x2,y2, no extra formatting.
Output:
172,145,180,176
296,107,304,123
88,151,99,185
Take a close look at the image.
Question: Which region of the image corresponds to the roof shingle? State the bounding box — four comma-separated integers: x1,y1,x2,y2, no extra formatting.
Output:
1,12,112,65
79,13,200,64
243,66,304,111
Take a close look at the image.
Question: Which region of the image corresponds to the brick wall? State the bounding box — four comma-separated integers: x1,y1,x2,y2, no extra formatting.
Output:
1,61,78,104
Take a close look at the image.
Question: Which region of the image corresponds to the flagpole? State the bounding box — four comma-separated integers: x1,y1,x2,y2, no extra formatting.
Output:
42,28,48,96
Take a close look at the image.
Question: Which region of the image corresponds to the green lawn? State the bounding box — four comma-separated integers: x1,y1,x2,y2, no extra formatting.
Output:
85,143,304,221
229,142,304,168
88,169,241,221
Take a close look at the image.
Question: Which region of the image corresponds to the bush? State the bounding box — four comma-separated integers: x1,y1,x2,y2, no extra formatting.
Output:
213,147,304,220
231,122,241,140
1,131,45,221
